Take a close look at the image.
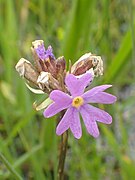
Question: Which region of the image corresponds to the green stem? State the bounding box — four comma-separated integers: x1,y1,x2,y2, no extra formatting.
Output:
0,152,23,180
57,131,68,180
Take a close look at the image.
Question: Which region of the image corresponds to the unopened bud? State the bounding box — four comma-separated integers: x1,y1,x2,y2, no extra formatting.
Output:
71,53,103,77
71,53,93,76
15,58,39,84
48,74,62,91
56,56,66,74
31,40,47,72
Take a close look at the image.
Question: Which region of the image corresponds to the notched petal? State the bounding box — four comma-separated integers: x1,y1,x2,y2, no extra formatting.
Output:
50,90,71,103
86,92,117,104
70,108,82,139
56,108,72,136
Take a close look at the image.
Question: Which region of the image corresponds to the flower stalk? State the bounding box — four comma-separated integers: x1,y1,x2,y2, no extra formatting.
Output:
57,131,68,180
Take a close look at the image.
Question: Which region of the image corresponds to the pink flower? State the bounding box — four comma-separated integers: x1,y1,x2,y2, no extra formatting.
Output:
43,73,117,139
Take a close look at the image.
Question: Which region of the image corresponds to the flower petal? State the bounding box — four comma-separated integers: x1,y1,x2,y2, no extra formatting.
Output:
56,107,82,139
44,45,55,59
83,85,112,99
81,104,112,125
35,44,46,60
80,105,99,138
56,107,72,136
43,102,70,118
50,90,72,104
83,92,117,104
65,73,93,96
70,108,82,139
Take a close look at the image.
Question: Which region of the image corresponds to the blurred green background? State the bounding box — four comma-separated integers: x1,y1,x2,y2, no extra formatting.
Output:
0,0,135,179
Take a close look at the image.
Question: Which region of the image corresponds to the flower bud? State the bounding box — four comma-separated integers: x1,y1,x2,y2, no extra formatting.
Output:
48,74,63,91
15,58,39,84
71,53,103,77
31,40,47,72
56,56,66,74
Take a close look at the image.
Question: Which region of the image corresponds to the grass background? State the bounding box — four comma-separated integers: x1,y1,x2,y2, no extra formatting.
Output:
0,0,135,179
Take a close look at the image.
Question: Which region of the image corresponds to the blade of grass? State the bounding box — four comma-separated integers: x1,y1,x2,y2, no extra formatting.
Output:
104,23,135,83
129,0,135,74
0,152,23,180
62,0,95,63
4,110,35,147
3,144,43,179
0,0,18,82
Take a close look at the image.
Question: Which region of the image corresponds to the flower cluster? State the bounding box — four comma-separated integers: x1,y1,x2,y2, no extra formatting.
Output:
15,40,116,139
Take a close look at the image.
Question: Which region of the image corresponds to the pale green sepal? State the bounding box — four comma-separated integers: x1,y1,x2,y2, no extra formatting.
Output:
33,97,53,111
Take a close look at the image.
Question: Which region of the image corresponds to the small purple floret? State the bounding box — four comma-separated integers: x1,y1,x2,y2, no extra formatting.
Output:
35,44,46,60
35,44,55,60
43,73,117,139
44,45,55,60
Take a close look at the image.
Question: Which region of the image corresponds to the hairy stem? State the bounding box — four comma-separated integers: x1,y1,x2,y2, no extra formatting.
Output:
57,130,68,180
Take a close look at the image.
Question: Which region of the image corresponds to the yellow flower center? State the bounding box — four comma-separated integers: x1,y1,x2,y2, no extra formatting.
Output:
72,96,84,108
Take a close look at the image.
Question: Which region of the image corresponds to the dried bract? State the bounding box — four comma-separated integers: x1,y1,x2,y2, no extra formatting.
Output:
71,53,103,77
15,58,39,84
